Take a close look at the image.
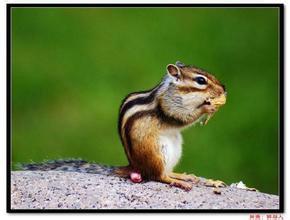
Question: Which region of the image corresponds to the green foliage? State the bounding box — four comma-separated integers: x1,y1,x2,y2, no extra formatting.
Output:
12,7,279,194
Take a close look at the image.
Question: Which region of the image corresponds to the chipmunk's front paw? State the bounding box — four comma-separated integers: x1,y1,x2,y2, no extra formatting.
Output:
204,179,226,188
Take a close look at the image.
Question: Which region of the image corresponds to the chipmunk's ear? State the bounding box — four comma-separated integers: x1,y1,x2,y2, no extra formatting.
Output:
166,64,181,80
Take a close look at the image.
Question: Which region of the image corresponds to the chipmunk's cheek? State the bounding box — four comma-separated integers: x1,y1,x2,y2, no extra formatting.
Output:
130,171,142,183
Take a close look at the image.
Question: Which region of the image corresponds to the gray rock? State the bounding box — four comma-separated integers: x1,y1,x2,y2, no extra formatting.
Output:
11,171,279,210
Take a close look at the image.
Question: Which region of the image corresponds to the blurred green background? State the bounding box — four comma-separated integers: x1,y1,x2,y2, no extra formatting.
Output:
12,7,279,194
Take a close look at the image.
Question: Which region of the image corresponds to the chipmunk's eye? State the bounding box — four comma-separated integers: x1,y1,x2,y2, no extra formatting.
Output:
195,76,207,85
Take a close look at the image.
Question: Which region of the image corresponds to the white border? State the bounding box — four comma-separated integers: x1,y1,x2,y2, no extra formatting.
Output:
1,1,287,220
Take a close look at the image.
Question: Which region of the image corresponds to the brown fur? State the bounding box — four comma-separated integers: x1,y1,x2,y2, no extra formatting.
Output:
116,62,226,190
128,114,164,179
180,66,224,92
122,110,155,164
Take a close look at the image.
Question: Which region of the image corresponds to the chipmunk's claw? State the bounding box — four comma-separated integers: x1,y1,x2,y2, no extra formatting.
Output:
204,179,226,188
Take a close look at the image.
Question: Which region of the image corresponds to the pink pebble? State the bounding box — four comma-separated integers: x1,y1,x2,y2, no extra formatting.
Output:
130,172,142,183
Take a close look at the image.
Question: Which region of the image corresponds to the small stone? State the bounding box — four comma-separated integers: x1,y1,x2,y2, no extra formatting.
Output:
213,188,221,195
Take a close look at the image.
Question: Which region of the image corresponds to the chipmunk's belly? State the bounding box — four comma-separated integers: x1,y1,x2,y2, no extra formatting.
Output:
159,130,182,174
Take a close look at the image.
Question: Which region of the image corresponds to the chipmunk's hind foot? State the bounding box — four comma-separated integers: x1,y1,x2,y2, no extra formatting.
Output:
169,172,200,183
158,175,192,191
204,179,226,188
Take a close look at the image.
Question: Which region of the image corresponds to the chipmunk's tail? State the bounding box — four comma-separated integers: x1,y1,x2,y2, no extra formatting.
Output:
18,159,115,176
113,165,132,178
19,160,141,182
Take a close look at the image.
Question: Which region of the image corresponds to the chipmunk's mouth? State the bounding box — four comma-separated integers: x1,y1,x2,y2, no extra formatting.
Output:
197,100,211,108
198,94,226,109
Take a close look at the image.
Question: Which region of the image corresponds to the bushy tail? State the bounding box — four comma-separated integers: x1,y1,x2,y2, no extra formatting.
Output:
18,159,116,176
113,165,132,178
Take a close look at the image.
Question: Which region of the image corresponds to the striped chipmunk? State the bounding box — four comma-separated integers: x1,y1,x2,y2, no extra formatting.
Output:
115,61,227,190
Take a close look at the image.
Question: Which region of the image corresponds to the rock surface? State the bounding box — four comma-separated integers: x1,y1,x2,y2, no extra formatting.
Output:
11,171,279,210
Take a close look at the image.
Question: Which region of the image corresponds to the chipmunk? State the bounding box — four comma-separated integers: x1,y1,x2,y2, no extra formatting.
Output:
115,61,227,190
20,61,226,191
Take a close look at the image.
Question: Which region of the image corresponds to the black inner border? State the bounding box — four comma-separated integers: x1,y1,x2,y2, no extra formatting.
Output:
6,3,284,213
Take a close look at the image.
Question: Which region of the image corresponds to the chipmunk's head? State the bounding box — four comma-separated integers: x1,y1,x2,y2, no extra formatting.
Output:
160,61,226,120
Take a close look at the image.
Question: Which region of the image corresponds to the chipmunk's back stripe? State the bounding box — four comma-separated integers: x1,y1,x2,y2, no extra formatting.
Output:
121,92,151,109
118,83,160,113
124,110,155,155
119,83,161,112
120,92,149,112
118,83,162,139
123,105,186,155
